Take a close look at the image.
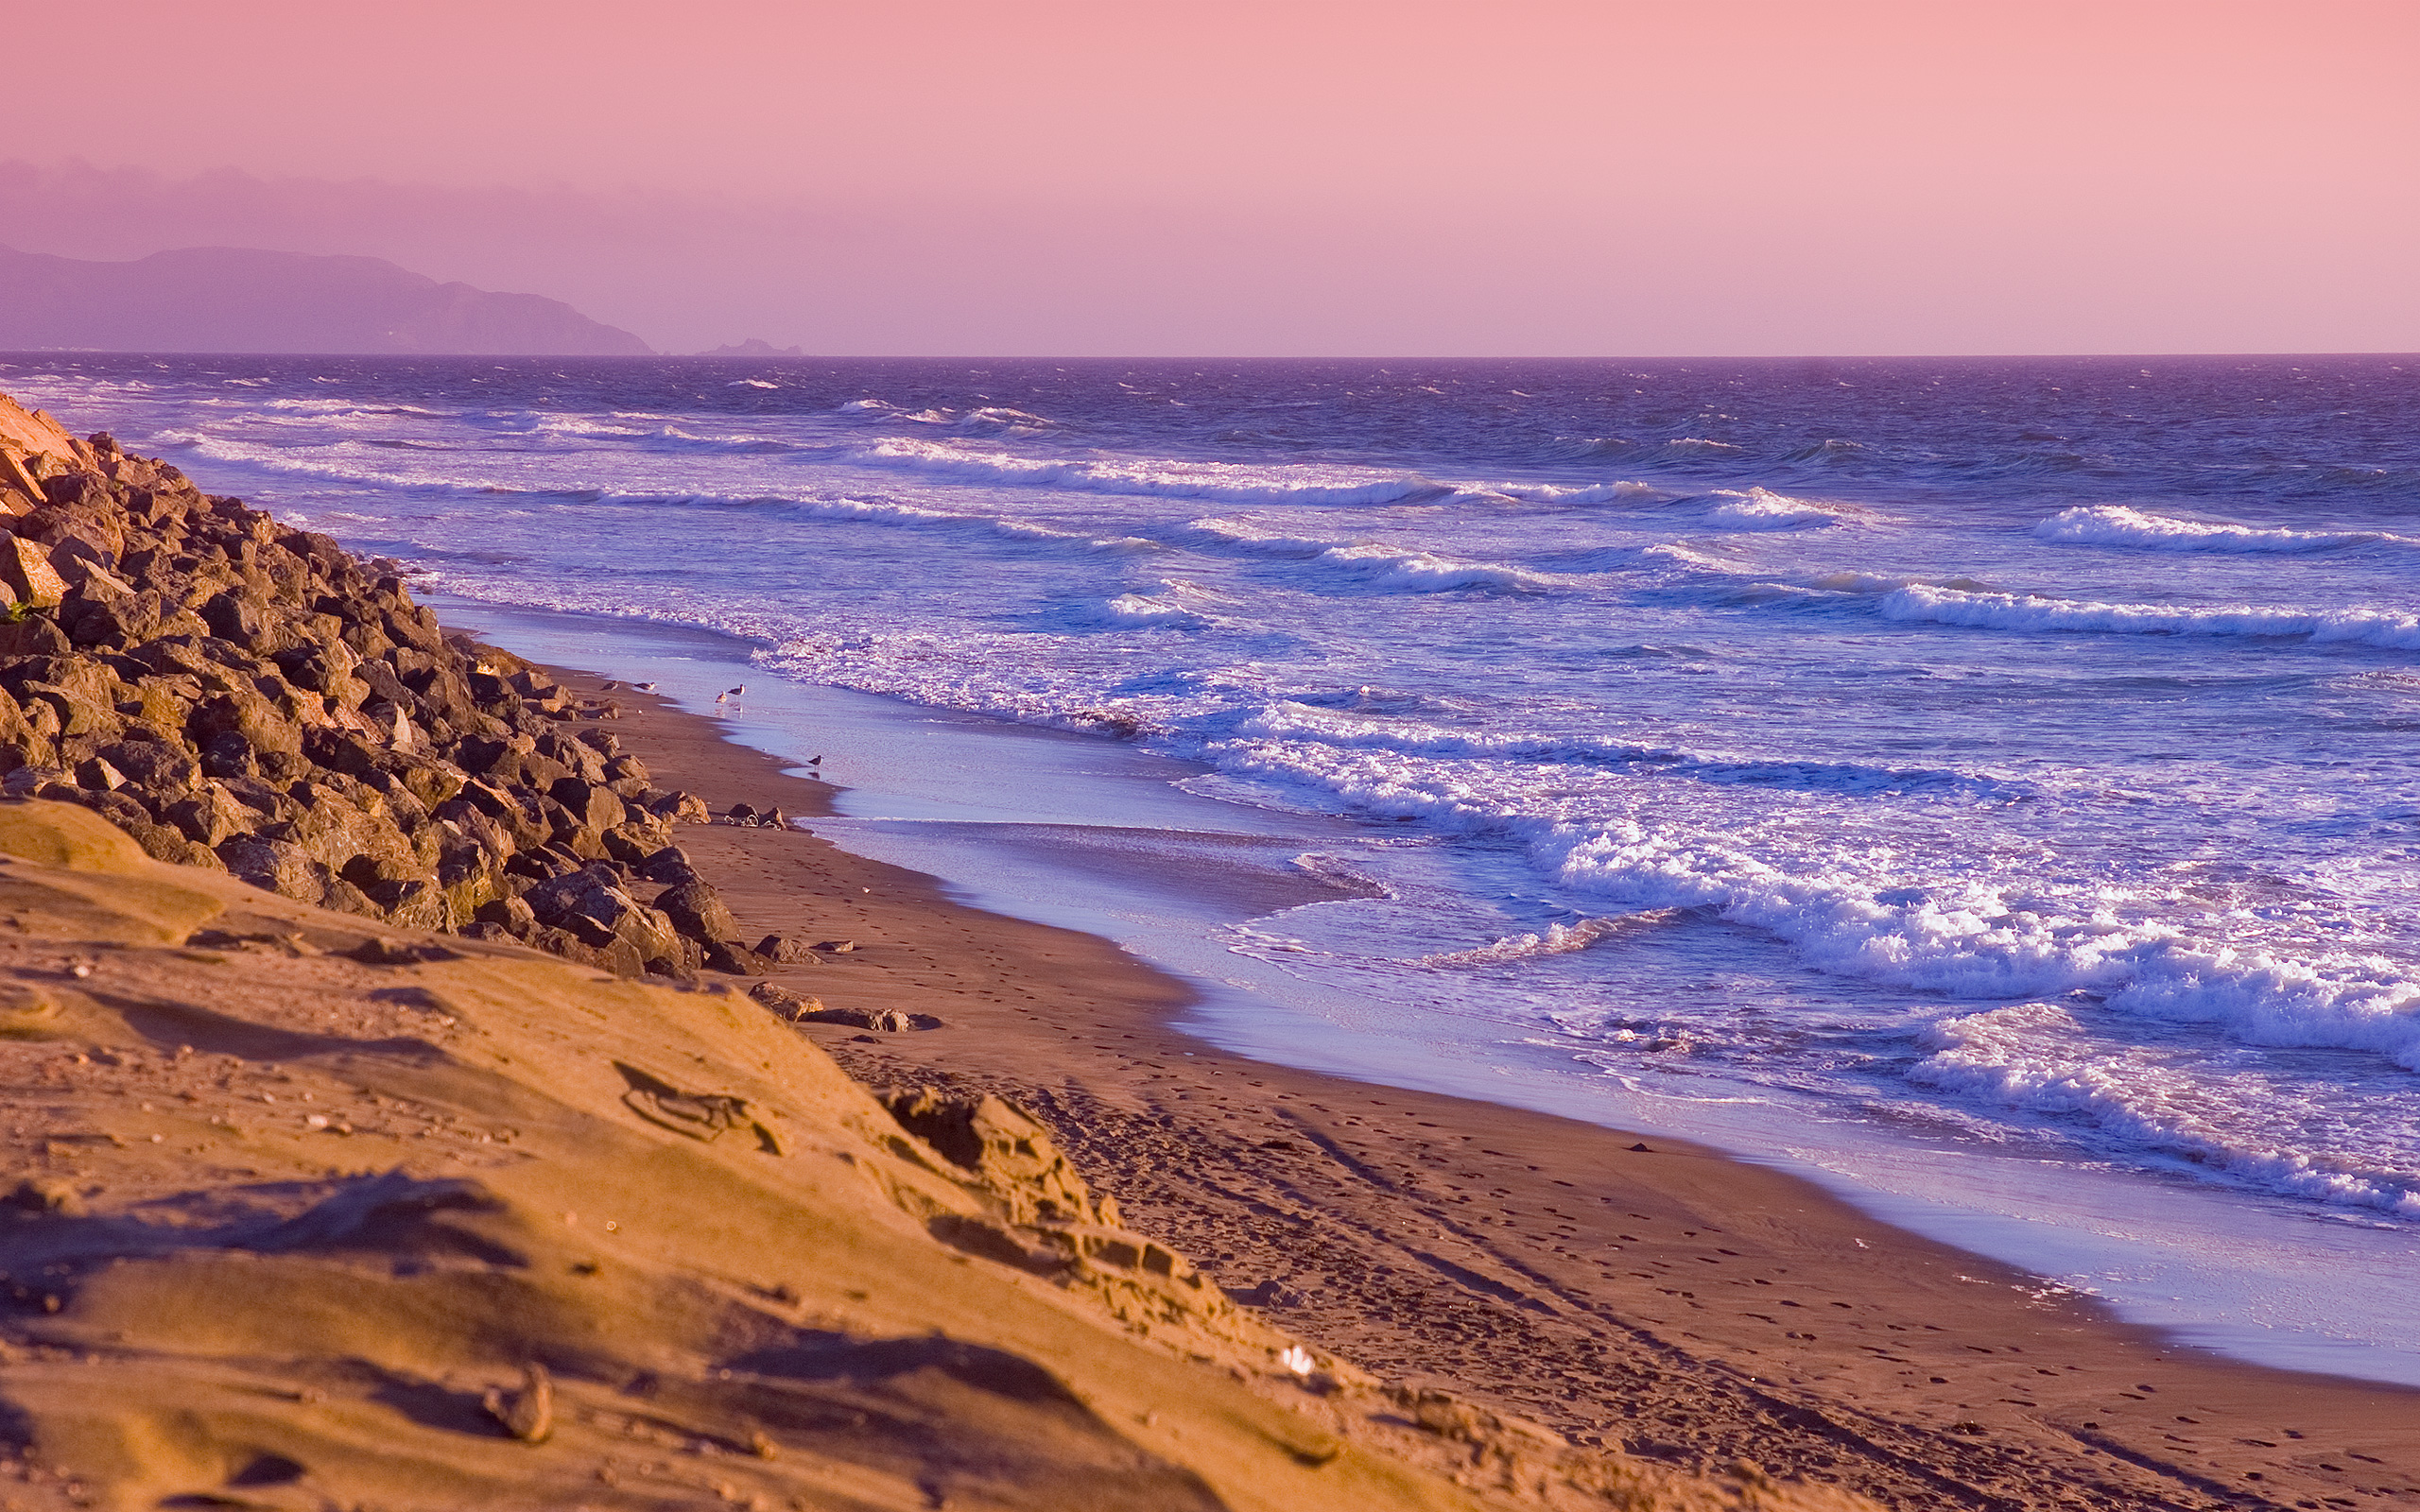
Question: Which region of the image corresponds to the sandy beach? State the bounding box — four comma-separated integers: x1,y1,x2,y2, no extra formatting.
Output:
549,662,2420,1512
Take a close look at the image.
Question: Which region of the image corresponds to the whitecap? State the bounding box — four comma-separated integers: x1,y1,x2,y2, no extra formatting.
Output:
2034,505,2400,554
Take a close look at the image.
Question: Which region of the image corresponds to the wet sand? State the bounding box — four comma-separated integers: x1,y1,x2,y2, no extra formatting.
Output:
558,663,2420,1512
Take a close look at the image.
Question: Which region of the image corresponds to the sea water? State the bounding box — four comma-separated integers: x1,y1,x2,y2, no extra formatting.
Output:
9,353,2416,1378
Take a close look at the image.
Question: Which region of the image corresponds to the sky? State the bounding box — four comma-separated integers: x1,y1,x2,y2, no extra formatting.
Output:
3,0,2416,356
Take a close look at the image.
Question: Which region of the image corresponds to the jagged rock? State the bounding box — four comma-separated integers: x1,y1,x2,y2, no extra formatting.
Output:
216,833,328,905
474,893,539,940
548,777,623,833
754,933,821,965
0,417,696,953
0,614,71,656
163,783,251,847
636,845,697,885
701,938,771,976
0,537,68,607
654,878,740,945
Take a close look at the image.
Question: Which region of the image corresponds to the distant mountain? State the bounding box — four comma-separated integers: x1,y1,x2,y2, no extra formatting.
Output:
697,338,803,356
0,245,650,355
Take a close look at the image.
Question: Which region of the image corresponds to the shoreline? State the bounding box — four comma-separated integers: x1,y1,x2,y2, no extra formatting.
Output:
434,594,2420,1388
512,645,2420,1509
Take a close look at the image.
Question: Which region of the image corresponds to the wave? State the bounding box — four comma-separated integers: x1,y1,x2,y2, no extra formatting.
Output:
1913,1004,2419,1214
1184,520,1564,593
1229,702,2020,799
1214,730,2420,1086
2033,505,2403,554
846,438,1448,506
155,429,1150,556
1465,479,1667,507
1881,584,2420,651
1096,578,1233,629
1700,486,1848,530
1416,910,1683,968
1312,541,1559,593
261,397,458,419
1642,541,1995,599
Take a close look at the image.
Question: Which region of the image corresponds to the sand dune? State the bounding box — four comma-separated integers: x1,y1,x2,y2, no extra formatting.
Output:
0,800,1858,1510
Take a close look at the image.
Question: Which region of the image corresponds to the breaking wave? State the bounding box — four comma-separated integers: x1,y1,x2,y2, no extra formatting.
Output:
1881,584,2420,650
2034,505,2402,554
846,438,1447,506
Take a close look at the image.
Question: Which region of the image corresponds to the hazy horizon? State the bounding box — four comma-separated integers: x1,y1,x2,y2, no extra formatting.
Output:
5,1,2415,357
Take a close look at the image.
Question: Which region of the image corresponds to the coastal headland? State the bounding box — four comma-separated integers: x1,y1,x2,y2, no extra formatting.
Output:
0,398,2410,1508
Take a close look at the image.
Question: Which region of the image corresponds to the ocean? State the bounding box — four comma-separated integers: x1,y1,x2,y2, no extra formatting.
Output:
9,352,2417,1378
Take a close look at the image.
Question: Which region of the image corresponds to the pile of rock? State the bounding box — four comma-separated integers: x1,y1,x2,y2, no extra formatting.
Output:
0,397,769,982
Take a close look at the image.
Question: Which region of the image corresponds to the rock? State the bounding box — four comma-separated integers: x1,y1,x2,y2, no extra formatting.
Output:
344,936,462,966
474,893,540,940
216,834,328,904
7,1177,83,1217
748,982,820,1018
700,938,771,976
0,613,71,656
521,866,638,934
164,784,251,847
636,845,697,885
546,777,624,834
653,879,738,943
0,536,69,608
368,878,449,933
1232,1280,1312,1309
748,982,938,1034
484,1364,554,1444
753,934,821,965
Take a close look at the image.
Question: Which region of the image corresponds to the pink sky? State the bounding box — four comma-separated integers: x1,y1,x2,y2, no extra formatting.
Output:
6,0,2416,355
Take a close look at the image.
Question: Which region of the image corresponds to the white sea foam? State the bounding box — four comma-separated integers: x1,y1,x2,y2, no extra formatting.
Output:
1913,1004,2420,1214
2035,505,2399,554
1098,578,1232,629
1701,486,1846,529
848,438,1445,506
1231,702,2011,797
1309,541,1559,593
1236,744,2420,1065
1469,479,1666,506
1416,912,1678,968
1882,584,2420,650
1185,520,1565,593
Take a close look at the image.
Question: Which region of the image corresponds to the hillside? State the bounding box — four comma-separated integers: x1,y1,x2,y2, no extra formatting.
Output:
0,245,649,355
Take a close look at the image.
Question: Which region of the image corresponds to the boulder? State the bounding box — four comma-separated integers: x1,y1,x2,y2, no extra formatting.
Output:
0,536,68,608
216,833,328,905
754,934,822,965
654,879,739,943
700,938,770,976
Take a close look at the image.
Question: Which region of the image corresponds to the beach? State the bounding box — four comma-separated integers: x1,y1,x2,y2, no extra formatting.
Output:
6,357,2418,1508
538,658,2420,1510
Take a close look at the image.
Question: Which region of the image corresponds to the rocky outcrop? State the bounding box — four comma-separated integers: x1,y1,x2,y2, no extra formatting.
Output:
0,401,758,982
